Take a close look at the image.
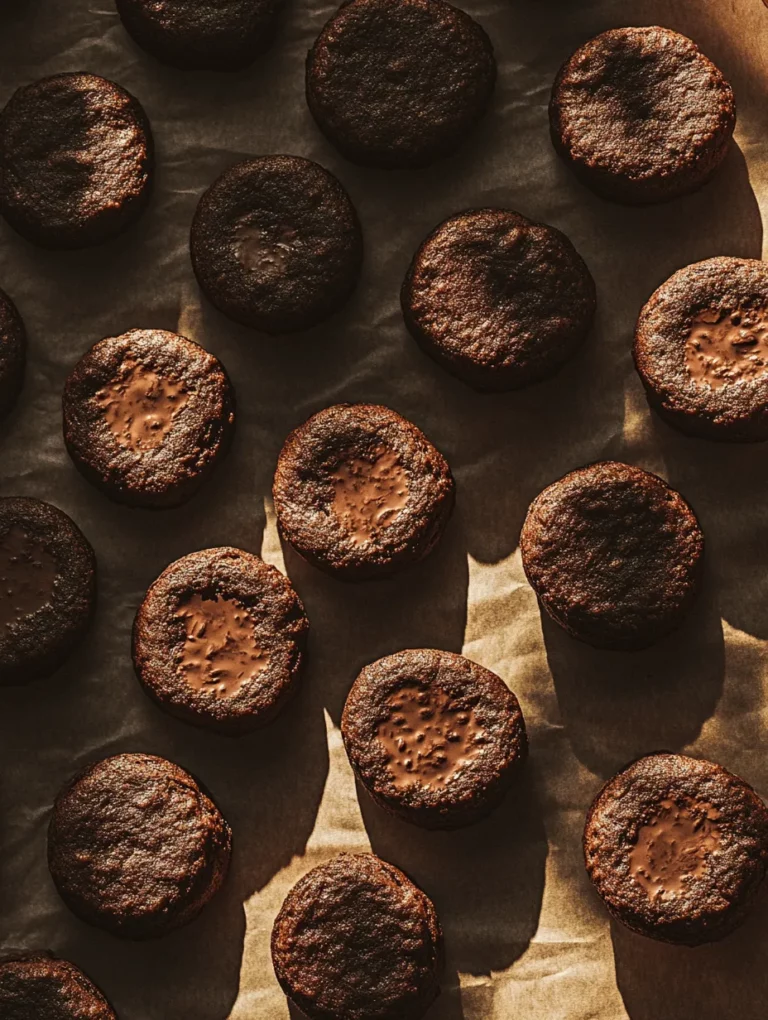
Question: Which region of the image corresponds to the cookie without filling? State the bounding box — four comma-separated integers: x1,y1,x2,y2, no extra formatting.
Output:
0,954,116,1020
48,753,232,939
584,753,768,945
520,461,704,650
191,155,363,333
0,287,25,418
272,853,443,1020
63,328,235,508
0,72,153,248
550,27,735,204
635,257,768,441
273,403,455,580
342,648,528,828
306,0,496,168
402,208,596,390
133,546,309,734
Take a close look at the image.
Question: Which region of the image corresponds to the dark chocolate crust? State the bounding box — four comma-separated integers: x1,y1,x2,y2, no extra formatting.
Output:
48,753,232,940
115,0,282,70
272,403,455,581
520,461,704,650
0,72,153,249
133,546,309,735
271,853,443,1020
0,497,96,685
549,26,735,204
402,208,596,390
62,328,236,509
584,753,768,946
0,287,25,418
305,0,496,169
190,155,363,334
0,953,116,1020
342,648,527,829
634,257,768,441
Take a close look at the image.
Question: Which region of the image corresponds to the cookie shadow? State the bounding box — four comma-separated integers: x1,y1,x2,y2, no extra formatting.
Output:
542,561,725,778
359,767,546,977
611,883,768,1020
280,506,470,725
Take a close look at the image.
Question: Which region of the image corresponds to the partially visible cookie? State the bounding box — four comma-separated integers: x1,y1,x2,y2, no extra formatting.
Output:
273,403,455,581
584,753,768,945
635,257,768,441
48,753,232,939
272,853,443,1020
306,0,496,168
550,27,735,204
520,461,704,650
0,287,25,418
190,155,362,333
0,953,116,1020
402,208,596,390
0,497,96,685
133,547,309,734
115,0,282,70
63,328,235,509
0,73,153,248
342,648,527,829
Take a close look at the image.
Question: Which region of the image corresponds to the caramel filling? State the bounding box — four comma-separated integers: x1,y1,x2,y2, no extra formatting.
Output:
174,593,269,700
234,223,299,276
377,685,486,790
685,306,768,388
95,356,188,451
629,798,721,901
330,449,409,547
0,526,58,628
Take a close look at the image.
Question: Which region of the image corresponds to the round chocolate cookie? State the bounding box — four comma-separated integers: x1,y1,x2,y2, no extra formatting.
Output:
305,0,496,169
520,461,704,650
273,403,455,581
342,648,527,829
0,498,96,685
0,287,25,418
115,0,281,70
0,953,115,1020
133,547,309,734
63,328,235,509
48,753,231,939
190,155,362,334
634,257,768,441
549,27,735,204
272,853,443,1020
584,753,768,945
402,208,596,390
0,73,153,248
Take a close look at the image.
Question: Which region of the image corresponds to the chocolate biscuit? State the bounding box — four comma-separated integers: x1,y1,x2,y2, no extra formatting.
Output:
402,208,596,390
306,0,496,169
48,753,232,939
0,954,115,1020
63,328,235,509
634,257,768,441
0,287,25,418
584,753,768,945
0,497,96,685
133,546,309,734
550,27,735,204
342,648,527,828
273,403,455,581
520,461,704,650
0,73,153,248
272,853,443,1020
190,155,362,333
115,0,282,70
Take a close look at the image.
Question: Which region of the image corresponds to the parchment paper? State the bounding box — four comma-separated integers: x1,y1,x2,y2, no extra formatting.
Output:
2,0,768,1016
